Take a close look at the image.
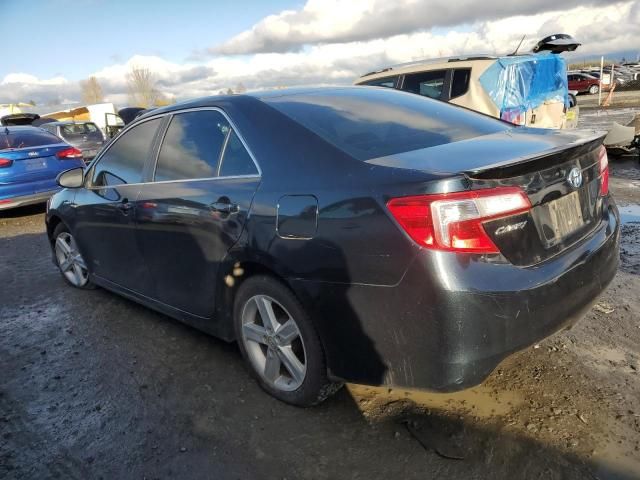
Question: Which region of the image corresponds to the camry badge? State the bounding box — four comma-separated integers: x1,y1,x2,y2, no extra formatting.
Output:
567,167,583,189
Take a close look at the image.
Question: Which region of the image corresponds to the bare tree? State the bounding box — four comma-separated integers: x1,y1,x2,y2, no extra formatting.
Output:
127,66,161,108
80,76,104,104
234,82,247,93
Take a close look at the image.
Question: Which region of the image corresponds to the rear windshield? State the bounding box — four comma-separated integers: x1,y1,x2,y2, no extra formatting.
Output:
61,123,101,137
0,128,62,150
264,88,508,161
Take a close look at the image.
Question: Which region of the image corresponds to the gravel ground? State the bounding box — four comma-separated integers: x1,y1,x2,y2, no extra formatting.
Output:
1,151,639,480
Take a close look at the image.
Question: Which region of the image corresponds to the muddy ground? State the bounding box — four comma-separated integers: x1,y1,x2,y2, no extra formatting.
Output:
1,130,640,479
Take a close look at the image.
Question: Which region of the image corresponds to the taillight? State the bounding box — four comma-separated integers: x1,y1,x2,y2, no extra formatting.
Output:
387,187,531,253
0,158,13,168
598,145,609,196
56,147,83,159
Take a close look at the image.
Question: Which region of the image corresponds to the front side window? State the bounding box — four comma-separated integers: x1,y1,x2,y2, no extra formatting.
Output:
92,118,161,187
402,70,446,99
154,110,229,182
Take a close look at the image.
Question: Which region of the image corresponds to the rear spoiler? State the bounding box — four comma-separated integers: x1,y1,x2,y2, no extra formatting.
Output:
467,132,606,179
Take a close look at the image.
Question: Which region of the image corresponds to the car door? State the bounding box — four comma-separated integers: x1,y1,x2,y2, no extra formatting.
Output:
134,109,260,318
576,74,589,92
73,117,163,291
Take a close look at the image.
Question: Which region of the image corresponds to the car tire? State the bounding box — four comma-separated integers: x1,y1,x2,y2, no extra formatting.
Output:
234,275,342,406
589,84,599,95
52,223,94,289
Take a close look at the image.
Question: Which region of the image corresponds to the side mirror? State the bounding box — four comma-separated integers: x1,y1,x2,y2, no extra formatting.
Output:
57,167,85,188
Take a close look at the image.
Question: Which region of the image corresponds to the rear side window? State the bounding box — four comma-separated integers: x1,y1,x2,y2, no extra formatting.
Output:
154,110,229,182
60,123,103,141
92,118,161,186
450,69,471,98
264,88,508,161
218,130,258,177
402,70,446,99
360,76,398,88
0,128,61,150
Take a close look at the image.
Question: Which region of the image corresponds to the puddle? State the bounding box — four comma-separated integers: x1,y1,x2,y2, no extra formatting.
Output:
348,384,523,418
592,432,640,480
618,204,640,224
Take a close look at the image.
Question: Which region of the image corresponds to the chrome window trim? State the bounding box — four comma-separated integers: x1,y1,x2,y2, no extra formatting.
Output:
87,106,262,190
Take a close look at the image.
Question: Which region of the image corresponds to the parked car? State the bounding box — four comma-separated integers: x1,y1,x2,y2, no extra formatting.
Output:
0,126,85,210
46,87,619,406
355,53,576,129
40,121,106,162
568,72,601,94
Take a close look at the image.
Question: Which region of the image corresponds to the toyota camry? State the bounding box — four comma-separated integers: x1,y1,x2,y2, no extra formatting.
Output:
45,87,619,406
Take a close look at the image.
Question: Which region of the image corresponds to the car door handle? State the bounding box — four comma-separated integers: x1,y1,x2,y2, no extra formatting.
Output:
210,201,240,214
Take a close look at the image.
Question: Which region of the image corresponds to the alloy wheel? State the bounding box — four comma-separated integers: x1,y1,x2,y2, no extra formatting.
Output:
240,294,307,392
54,232,89,287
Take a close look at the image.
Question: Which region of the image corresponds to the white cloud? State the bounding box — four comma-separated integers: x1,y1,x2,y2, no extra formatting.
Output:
1,1,638,107
213,0,623,55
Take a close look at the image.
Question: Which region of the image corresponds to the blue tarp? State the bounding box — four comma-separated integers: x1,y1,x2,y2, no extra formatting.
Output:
479,53,569,117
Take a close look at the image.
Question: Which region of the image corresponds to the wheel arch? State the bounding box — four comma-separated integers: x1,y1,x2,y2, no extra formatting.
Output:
213,253,325,354
46,214,63,244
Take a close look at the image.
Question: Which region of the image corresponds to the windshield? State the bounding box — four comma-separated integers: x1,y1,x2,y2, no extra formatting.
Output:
264,88,507,161
61,123,100,136
0,128,62,150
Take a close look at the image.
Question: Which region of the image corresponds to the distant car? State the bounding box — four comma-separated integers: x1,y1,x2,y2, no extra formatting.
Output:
46,87,618,406
40,121,105,162
355,53,575,129
568,73,601,94
0,126,86,210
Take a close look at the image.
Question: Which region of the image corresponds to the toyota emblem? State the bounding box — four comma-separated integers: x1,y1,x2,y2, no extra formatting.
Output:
567,167,583,189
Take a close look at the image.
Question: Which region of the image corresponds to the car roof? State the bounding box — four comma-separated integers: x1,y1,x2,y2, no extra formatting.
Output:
137,87,371,119
358,54,502,78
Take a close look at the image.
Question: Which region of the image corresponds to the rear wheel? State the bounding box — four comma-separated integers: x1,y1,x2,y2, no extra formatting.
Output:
589,84,599,95
234,275,342,406
53,223,94,289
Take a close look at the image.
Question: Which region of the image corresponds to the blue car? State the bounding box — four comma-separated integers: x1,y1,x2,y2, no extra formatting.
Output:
0,126,86,210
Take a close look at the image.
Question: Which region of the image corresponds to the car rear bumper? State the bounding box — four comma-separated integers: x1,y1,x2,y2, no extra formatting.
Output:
291,200,620,391
0,189,59,210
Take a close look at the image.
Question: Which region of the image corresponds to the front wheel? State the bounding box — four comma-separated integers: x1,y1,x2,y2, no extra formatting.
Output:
589,84,599,95
234,275,342,406
53,223,94,289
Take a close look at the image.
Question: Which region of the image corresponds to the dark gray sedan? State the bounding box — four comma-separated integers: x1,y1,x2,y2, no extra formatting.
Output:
46,87,619,406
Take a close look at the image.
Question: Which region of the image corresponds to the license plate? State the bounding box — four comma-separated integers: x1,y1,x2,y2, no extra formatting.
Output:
547,191,583,240
83,149,97,158
24,158,47,171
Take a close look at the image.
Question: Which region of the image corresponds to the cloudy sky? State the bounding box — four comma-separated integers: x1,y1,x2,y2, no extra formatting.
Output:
1,0,639,106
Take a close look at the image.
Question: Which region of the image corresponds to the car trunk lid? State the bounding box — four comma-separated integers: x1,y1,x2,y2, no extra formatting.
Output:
467,136,605,266
0,144,72,183
368,127,607,266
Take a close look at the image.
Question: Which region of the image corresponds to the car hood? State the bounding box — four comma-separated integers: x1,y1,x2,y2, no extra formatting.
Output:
364,127,606,175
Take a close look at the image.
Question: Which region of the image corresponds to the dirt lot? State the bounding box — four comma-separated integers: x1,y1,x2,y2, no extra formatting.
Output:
1,143,639,479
